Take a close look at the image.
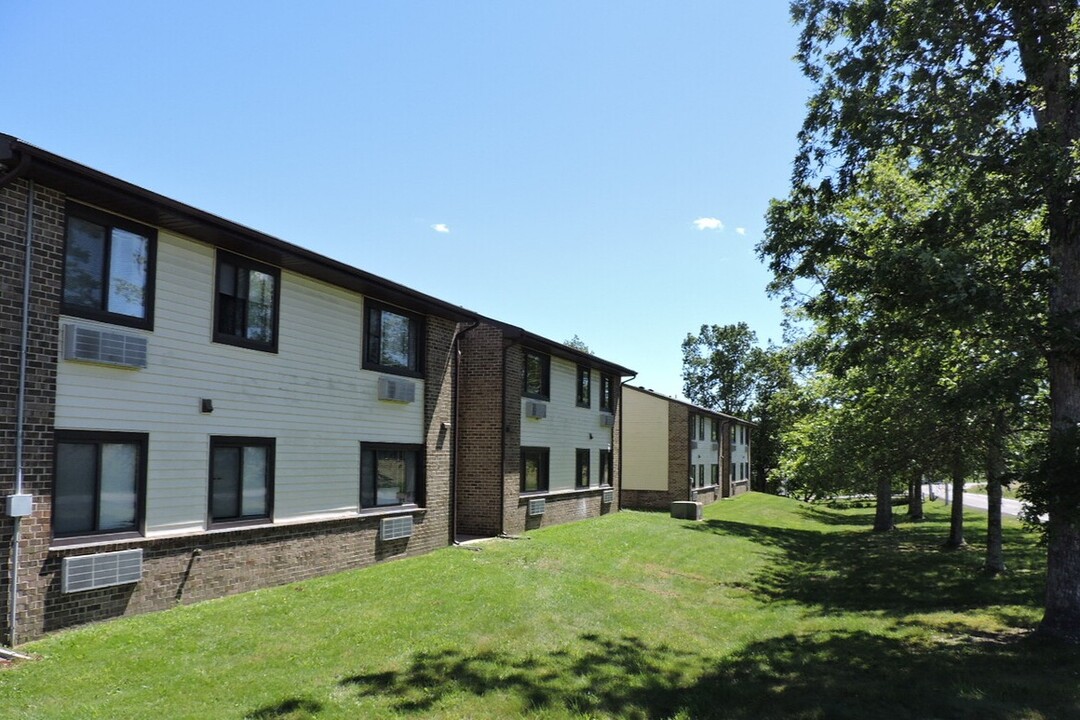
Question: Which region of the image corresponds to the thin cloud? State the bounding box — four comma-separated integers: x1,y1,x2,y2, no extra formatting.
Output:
431,223,451,233
693,217,724,231
735,227,747,235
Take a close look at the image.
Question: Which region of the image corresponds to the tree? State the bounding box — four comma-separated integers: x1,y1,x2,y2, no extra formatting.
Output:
681,323,763,416
772,1,1077,636
563,335,591,354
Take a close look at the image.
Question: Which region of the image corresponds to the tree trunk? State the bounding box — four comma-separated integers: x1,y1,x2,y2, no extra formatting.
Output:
1010,0,1080,644
873,476,894,532
945,447,966,549
985,412,1006,575
908,471,924,521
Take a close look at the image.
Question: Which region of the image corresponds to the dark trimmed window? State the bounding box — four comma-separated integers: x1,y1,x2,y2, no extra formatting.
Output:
521,446,549,492
576,365,591,408
599,374,615,413
711,465,720,486
62,204,156,329
524,350,550,400
711,420,719,442
575,449,590,488
53,430,147,538
361,443,424,508
209,437,274,524
364,300,424,376
599,449,612,487
214,251,280,352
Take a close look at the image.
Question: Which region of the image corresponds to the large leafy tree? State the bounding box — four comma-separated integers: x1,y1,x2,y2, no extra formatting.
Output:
769,0,1077,639
681,323,763,415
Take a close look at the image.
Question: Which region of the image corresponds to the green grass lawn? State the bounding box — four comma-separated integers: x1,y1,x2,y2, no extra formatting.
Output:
3,494,1077,719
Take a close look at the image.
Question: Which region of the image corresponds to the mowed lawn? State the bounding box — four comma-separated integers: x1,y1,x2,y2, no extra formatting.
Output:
3,494,1078,719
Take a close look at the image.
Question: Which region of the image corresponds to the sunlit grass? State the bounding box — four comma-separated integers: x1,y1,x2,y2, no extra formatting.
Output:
1,493,1075,719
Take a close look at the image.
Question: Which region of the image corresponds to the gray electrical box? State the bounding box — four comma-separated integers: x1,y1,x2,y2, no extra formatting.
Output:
6,493,32,517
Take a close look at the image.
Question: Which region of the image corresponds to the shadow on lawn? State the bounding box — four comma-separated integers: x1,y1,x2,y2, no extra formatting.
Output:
690,514,1045,615
336,628,1079,719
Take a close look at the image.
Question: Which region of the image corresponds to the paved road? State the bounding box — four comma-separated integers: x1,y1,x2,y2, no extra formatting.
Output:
926,484,1033,519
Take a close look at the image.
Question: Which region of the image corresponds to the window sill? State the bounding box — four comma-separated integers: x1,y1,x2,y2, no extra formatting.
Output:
520,486,612,500
49,508,429,550
691,485,721,493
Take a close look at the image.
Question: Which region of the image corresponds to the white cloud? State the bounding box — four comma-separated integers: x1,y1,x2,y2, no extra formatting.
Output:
431,223,451,233
735,227,747,235
693,217,724,231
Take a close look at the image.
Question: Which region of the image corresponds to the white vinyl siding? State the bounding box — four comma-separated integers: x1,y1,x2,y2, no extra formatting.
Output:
731,423,750,483
56,229,425,537
690,416,721,487
520,356,611,492
619,387,669,491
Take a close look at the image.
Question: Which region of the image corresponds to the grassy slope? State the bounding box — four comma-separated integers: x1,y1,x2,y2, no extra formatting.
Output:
2,494,1077,719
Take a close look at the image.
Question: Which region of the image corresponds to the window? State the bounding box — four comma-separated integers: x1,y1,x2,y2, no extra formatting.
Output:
521,447,549,492
698,464,705,488
599,374,615,413
215,251,280,352
361,443,424,508
731,426,737,443
699,417,706,441
710,420,719,442
576,365,591,407
576,449,590,488
62,204,156,329
364,300,423,376
599,449,612,487
712,465,720,486
209,437,274,524
524,350,550,400
53,431,147,538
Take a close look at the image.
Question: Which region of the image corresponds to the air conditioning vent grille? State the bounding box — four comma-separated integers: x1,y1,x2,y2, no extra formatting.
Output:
690,441,699,450
63,324,148,368
527,498,546,516
599,413,615,427
602,489,614,504
380,515,413,541
525,401,547,419
61,549,143,593
377,376,416,403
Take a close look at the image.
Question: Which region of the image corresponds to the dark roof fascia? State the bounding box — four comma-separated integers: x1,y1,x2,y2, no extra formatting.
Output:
484,318,635,377
1,135,478,323
624,385,756,426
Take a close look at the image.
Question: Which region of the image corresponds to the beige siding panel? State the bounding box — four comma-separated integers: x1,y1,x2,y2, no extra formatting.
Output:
520,358,613,492
621,387,669,491
56,231,426,535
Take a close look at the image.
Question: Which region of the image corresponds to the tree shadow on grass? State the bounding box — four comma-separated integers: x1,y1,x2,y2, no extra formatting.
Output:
689,517,1045,615
338,628,1079,719
246,697,322,719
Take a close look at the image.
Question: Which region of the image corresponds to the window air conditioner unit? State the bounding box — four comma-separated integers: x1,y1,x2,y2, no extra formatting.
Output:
380,515,413,541
377,376,416,403
711,442,720,453
690,441,698,450
61,549,143,593
527,498,546,516
602,489,614,504
63,323,148,369
599,413,615,427
525,401,547,419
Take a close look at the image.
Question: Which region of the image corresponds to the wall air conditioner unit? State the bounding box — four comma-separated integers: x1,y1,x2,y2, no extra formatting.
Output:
602,489,614,504
63,323,148,369
377,376,416,403
690,441,698,450
599,413,615,427
61,549,143,593
525,400,547,419
380,515,413,541
527,498,546,516
711,442,720,453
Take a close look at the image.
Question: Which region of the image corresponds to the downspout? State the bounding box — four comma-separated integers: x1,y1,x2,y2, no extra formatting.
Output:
449,320,480,546
2,150,34,650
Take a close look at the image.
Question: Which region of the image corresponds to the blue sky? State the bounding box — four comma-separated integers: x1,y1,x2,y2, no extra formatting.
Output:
7,1,810,400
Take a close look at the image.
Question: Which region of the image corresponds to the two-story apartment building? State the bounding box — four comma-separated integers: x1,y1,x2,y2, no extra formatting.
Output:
619,385,753,510
0,135,634,644
456,323,634,537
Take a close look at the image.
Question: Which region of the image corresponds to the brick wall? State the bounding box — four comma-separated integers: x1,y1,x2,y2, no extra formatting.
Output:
620,489,673,511
501,344,525,535
668,402,690,503
0,179,64,645
455,324,505,537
